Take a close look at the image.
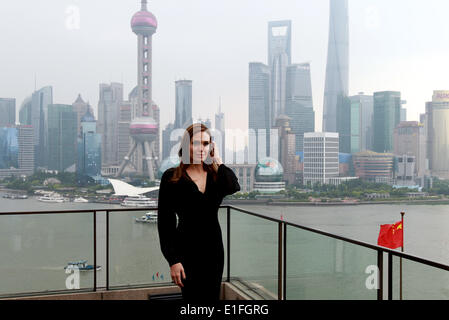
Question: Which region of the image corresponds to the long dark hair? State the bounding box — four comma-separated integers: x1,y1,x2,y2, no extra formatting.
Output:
170,123,219,183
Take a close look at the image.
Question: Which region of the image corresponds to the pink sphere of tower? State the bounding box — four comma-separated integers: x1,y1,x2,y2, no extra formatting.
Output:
131,3,157,35
129,118,158,142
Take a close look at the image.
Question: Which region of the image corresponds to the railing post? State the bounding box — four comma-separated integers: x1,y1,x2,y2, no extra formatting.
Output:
283,223,287,300
106,210,109,291
93,210,97,292
278,222,283,300
227,206,230,283
388,252,393,300
377,250,383,300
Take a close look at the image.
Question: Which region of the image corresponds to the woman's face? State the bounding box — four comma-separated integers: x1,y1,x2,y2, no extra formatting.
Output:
190,131,211,164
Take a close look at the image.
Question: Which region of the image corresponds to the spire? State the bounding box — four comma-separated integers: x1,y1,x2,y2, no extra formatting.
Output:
219,96,222,113
74,94,85,104
141,0,148,11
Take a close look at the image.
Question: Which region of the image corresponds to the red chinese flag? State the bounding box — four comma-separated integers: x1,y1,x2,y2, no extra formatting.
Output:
377,221,403,249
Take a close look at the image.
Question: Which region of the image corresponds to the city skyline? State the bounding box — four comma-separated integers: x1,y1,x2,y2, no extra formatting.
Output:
2,0,449,134
2,3,449,304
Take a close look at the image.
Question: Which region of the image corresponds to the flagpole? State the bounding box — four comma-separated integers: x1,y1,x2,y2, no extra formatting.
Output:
400,211,405,300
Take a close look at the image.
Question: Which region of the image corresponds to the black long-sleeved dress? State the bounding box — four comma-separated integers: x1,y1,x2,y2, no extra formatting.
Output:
157,164,240,301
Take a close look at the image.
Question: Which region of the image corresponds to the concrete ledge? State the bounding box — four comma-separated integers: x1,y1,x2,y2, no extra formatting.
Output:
222,282,253,300
227,280,277,300
2,282,252,300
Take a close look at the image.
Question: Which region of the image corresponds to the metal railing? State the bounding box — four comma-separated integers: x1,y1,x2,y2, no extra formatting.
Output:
1,205,449,300
227,205,449,300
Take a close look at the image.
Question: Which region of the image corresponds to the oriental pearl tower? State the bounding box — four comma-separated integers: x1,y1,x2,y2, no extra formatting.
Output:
117,0,160,180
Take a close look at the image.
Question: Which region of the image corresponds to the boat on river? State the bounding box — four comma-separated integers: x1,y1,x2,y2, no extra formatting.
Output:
135,212,158,223
64,260,101,272
121,195,157,207
37,193,65,203
2,193,28,199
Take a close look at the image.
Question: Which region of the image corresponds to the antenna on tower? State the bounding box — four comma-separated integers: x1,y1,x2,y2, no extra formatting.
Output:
219,96,222,113
141,0,148,11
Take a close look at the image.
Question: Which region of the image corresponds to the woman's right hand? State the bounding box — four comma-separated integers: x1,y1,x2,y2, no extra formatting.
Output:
170,263,186,288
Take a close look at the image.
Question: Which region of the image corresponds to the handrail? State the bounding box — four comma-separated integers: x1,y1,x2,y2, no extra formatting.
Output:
225,205,449,271
1,204,448,300
0,207,157,216
1,205,448,270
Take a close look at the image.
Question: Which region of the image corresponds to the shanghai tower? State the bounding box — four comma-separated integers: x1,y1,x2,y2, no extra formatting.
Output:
323,0,349,133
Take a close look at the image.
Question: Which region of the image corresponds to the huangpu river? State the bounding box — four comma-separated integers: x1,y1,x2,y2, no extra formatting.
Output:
1,194,448,299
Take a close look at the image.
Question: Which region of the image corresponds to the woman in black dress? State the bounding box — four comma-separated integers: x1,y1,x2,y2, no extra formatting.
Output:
157,123,240,301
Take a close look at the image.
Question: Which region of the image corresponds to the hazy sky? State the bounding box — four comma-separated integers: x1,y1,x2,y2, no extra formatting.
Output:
1,0,449,132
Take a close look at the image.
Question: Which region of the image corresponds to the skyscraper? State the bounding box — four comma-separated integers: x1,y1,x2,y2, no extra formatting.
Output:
117,0,160,180
336,96,350,153
0,98,16,126
372,91,401,153
31,86,53,168
19,96,32,126
393,121,426,183
303,132,339,185
0,127,19,170
162,122,175,160
323,0,349,133
97,83,123,166
77,109,101,178
17,125,34,175
285,63,315,153
268,20,291,122
72,94,93,137
175,80,193,129
400,105,407,122
215,98,225,163
428,90,449,179
0,125,34,179
337,93,373,153
118,102,132,168
275,115,297,185
424,101,434,173
151,102,161,162
160,79,191,162
249,62,271,161
160,79,192,163
47,104,77,172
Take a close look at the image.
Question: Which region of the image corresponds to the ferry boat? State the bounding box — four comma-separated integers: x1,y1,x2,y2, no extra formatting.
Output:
73,197,89,203
121,195,157,207
64,260,101,272
37,193,65,203
135,212,158,223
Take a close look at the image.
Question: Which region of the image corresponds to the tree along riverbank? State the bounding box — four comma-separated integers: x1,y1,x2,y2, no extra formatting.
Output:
224,198,449,206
